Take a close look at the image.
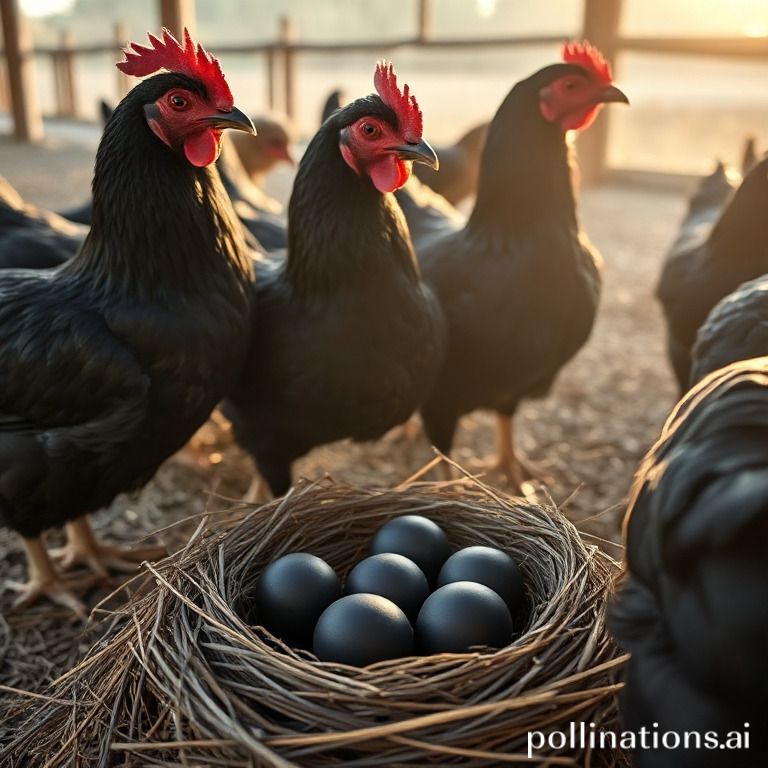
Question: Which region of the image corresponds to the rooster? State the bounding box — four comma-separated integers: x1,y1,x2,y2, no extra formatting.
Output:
0,29,254,612
222,61,445,498
609,358,768,767
690,275,768,385
657,156,768,394
416,42,628,491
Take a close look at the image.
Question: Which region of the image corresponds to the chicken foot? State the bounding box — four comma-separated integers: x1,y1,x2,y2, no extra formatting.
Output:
50,517,167,579
484,414,554,494
5,537,93,616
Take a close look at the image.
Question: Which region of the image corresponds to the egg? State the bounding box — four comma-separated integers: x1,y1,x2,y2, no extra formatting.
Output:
345,553,430,622
416,581,513,654
437,546,524,613
313,594,414,666
255,553,342,647
370,515,451,584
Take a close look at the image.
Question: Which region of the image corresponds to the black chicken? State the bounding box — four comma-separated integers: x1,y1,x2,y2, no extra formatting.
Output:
0,176,85,269
657,157,768,393
222,61,445,498
691,275,768,384
416,42,628,490
56,100,288,252
609,358,768,767
0,29,254,611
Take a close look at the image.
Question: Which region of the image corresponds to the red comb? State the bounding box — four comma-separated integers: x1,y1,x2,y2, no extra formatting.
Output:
374,60,423,143
562,40,613,85
117,28,233,110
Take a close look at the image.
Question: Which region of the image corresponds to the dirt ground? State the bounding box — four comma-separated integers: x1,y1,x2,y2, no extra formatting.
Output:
0,131,684,722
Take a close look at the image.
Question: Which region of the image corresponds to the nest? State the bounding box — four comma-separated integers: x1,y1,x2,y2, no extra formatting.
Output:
3,474,628,767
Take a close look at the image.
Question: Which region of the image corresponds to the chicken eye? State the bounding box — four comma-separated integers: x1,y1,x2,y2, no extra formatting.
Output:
360,122,380,139
169,93,189,110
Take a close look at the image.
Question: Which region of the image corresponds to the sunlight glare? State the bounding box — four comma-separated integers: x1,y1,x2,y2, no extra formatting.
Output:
21,0,75,18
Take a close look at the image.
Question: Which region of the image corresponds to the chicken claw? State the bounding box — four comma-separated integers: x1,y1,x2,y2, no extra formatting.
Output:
50,518,166,578
5,537,94,616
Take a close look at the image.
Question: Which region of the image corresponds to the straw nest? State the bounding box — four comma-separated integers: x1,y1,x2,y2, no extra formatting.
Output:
3,474,628,767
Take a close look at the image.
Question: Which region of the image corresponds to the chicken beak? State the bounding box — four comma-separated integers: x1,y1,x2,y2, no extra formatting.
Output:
203,106,256,134
391,138,439,171
598,84,629,105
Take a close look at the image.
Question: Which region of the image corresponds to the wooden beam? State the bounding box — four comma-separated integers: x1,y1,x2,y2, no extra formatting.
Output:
417,0,432,43
578,0,623,185
158,0,196,39
114,21,130,100
279,16,296,120
0,0,43,141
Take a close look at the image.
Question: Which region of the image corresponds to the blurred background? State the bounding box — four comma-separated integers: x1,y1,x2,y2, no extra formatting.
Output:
2,0,768,179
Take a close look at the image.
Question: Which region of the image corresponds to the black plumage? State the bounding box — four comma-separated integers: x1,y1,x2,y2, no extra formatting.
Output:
393,175,465,252
609,358,768,767
417,63,605,487
657,158,768,393
222,95,445,497
56,99,287,252
691,275,768,385
0,176,85,269
0,71,252,607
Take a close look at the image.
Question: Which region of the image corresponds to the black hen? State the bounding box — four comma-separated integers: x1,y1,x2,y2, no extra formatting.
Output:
57,99,288,252
222,62,445,498
657,157,768,393
0,30,254,612
609,358,768,767
417,43,628,490
0,176,85,269
690,275,768,385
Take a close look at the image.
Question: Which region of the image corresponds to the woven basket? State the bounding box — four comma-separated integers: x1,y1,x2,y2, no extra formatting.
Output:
4,475,628,767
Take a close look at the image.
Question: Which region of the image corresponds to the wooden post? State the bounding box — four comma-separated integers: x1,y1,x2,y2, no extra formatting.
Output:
55,28,77,117
0,0,43,141
280,16,296,120
266,47,276,111
158,0,196,39
417,0,432,42
114,21,130,100
578,0,623,185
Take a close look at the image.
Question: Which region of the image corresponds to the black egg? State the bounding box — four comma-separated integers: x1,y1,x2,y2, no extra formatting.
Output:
416,581,513,654
313,594,414,666
255,553,342,647
345,553,430,622
437,546,524,613
370,515,451,584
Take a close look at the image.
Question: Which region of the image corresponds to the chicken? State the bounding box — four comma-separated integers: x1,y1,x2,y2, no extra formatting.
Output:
0,28,254,612
320,89,486,207
222,61,445,499
413,122,488,206
227,114,294,199
416,42,628,490
609,357,768,767
0,176,85,269
56,101,288,253
690,275,768,385
657,156,768,394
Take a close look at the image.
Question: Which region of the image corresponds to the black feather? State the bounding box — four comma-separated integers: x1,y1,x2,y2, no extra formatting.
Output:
610,359,768,767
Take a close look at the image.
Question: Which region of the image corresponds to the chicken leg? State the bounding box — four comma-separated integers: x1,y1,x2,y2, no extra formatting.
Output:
491,414,554,493
50,517,167,578
5,537,93,616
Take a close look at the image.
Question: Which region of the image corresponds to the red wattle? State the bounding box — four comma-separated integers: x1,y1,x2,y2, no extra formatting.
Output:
184,129,221,167
369,157,412,193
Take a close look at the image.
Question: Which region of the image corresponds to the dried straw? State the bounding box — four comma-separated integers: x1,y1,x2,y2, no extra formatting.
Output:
2,473,628,767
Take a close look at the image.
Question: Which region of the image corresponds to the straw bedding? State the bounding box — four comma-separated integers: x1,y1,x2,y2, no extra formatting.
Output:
2,473,628,767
